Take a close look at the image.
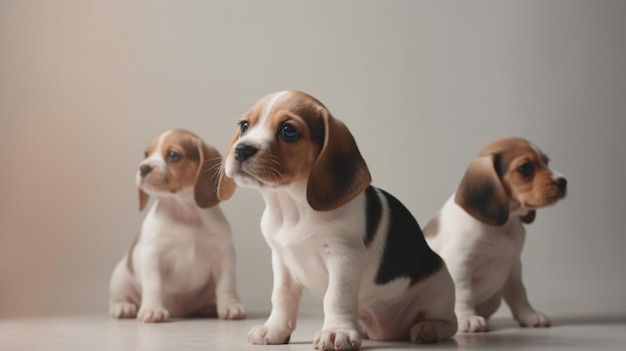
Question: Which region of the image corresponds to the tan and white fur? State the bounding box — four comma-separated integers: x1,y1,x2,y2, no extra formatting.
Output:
109,129,245,322
218,91,457,350
424,137,567,332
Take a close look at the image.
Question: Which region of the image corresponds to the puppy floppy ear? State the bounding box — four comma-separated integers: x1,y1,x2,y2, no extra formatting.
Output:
307,110,371,211
455,154,509,226
217,133,238,201
521,209,536,224
138,189,149,212
194,141,223,208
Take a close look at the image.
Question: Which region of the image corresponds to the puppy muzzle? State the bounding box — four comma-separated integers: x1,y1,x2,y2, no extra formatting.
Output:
554,177,567,195
235,143,258,163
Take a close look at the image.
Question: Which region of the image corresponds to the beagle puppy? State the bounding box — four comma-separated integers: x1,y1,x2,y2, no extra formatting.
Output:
424,137,567,333
109,129,246,322
218,91,457,350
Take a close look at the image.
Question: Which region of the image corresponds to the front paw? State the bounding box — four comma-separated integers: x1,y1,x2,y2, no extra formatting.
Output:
218,301,246,320
314,328,361,350
459,315,488,333
137,306,170,323
110,301,138,319
516,311,551,328
247,324,292,345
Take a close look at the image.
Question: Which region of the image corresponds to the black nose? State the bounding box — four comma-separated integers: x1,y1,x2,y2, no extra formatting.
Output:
555,177,567,193
235,144,258,163
139,164,153,178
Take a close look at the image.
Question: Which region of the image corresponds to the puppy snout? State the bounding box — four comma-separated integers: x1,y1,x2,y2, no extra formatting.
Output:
235,144,257,163
139,164,153,178
555,177,567,193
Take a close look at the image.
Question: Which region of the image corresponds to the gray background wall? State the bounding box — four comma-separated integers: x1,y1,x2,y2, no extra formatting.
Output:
1,0,624,317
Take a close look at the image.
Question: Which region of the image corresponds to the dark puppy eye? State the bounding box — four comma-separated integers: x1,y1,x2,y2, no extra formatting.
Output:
143,151,149,159
279,123,301,142
166,151,181,163
239,120,250,135
517,162,534,177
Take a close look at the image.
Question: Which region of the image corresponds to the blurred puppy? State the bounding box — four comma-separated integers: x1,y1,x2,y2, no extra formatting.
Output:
424,137,567,332
109,129,245,322
218,91,457,350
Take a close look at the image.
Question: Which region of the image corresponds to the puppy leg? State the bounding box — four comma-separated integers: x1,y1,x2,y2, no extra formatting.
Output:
136,255,170,323
109,259,139,319
455,302,488,332
502,259,550,328
449,264,489,332
410,269,458,343
247,252,303,345
313,250,363,351
214,242,246,320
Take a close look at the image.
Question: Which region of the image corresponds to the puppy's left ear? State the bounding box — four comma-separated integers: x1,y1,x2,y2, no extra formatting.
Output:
307,110,371,211
194,141,222,208
521,210,536,224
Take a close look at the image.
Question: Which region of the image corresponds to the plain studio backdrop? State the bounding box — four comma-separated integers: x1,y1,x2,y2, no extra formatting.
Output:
0,1,624,319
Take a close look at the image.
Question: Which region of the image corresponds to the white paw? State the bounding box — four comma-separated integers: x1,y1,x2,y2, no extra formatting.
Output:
517,311,551,328
313,328,361,350
459,315,488,333
110,302,138,319
218,301,246,320
247,324,292,345
137,306,170,323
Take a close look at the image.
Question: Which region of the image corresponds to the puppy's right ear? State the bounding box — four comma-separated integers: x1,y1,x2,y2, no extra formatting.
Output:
306,109,371,211
455,154,509,226
139,188,149,212
217,132,238,201
193,141,222,208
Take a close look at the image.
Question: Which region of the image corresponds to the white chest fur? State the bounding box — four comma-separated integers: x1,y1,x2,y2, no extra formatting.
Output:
133,194,228,295
260,186,367,298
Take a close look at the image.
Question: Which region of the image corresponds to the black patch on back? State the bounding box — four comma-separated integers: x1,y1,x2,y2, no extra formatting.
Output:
364,186,382,247
375,188,443,286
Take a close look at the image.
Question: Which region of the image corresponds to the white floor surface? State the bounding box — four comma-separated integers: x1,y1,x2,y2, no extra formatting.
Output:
1,310,625,351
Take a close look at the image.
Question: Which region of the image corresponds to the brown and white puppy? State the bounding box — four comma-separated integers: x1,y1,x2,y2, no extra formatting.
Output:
109,129,245,322
424,137,567,333
218,91,457,350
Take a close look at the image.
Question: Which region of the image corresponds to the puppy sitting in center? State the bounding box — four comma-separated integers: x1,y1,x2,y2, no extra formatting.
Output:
424,137,567,332
218,91,457,350
109,129,245,322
